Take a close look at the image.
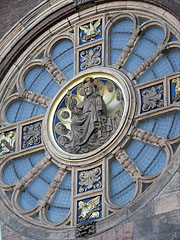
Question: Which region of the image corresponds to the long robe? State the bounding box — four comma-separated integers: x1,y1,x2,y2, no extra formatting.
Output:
69,93,106,146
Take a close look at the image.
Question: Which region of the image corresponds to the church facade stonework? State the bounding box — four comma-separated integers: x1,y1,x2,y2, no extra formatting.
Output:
0,1,180,239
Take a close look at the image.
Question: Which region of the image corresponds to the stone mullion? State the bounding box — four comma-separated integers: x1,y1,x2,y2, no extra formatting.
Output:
113,28,140,69
130,127,173,167
115,149,143,181
135,104,180,122
131,127,166,148
132,44,166,80
42,57,68,86
15,153,51,190
18,88,51,108
11,153,52,215
39,165,69,226
38,165,67,208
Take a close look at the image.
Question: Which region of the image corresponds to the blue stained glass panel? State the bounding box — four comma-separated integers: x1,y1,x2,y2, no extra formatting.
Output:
24,67,60,98
2,151,45,185
51,40,74,80
110,159,136,206
19,191,38,210
2,163,18,185
110,19,134,65
138,112,180,138
125,27,164,72
6,100,46,123
47,172,71,223
26,176,50,200
125,140,167,176
138,49,180,83
38,163,59,184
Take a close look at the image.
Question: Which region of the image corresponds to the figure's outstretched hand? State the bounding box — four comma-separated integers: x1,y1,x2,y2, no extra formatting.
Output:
67,90,72,99
67,90,77,110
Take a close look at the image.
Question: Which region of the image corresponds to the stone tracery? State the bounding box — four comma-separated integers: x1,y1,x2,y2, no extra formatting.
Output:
0,4,179,233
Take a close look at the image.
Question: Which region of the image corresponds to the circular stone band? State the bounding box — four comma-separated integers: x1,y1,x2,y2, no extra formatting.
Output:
43,67,135,165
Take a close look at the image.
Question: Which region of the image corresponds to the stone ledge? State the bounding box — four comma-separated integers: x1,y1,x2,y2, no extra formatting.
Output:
154,191,180,215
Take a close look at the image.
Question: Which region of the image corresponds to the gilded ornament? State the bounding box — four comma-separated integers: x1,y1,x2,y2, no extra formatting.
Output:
172,77,180,102
0,131,16,156
78,196,101,221
54,77,124,154
80,19,101,43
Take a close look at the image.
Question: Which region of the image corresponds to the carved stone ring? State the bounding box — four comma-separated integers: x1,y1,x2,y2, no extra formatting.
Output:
43,67,135,165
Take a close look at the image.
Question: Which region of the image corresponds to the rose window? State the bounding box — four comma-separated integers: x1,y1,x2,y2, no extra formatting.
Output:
0,4,180,234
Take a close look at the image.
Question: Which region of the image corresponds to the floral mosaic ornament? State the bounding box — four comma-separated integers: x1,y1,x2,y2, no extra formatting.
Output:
80,45,102,70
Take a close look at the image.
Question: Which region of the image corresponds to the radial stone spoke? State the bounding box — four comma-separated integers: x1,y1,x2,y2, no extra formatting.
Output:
18,88,51,108
115,149,143,181
113,28,140,69
131,127,166,148
132,44,166,79
38,165,67,208
42,57,68,86
15,153,51,190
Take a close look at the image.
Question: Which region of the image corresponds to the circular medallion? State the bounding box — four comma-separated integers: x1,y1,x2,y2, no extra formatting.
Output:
43,68,135,164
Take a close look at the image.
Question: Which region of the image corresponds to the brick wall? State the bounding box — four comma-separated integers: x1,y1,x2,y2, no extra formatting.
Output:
0,0,44,39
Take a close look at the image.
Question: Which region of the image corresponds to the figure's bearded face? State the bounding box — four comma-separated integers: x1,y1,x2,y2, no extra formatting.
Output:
84,84,93,96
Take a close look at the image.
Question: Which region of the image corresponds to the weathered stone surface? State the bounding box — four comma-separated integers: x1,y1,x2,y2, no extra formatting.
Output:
154,191,180,215
101,227,117,240
1,224,16,238
133,210,180,238
116,222,134,240
135,232,180,240
159,168,180,195
3,236,22,240
128,200,154,221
